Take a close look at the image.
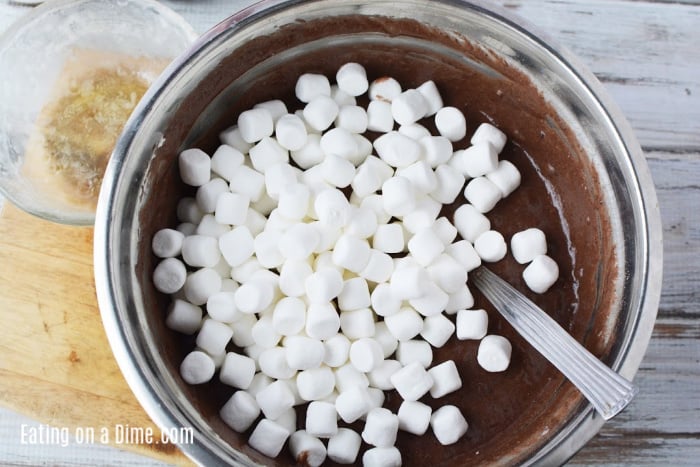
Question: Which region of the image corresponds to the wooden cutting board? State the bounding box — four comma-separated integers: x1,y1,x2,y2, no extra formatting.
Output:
0,203,190,465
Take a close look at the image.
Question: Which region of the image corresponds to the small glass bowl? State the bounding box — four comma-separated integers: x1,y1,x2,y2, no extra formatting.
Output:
0,0,197,225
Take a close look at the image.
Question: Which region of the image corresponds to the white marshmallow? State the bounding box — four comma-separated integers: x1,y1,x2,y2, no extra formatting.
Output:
177,197,204,224
153,257,187,294
511,227,547,264
331,85,357,107
315,188,351,228
335,104,368,134
275,113,308,151
397,400,432,435
371,283,402,318
453,203,491,243
183,268,222,306
336,62,369,96
384,306,424,342
430,405,468,445
367,359,401,391
279,222,320,260
258,346,296,380
295,73,331,103
285,335,325,370
335,385,372,423
349,337,384,372
435,106,467,142
471,122,507,153
446,239,482,272
220,352,256,389
327,428,362,464
219,125,253,154
182,234,220,268
360,193,392,224
179,148,211,187
416,80,443,115
248,418,291,458
238,108,274,143
523,254,559,293
219,226,254,267
359,249,394,284
363,447,402,467
272,297,307,336
247,372,273,398
320,128,359,162
408,281,449,317
196,214,230,238
305,267,344,303
366,100,395,133
291,133,325,169
428,360,462,398
391,89,428,125
334,363,370,393
230,314,257,348
254,99,288,122
395,339,433,369
305,401,338,438
289,430,327,467
220,390,260,433
374,321,399,359
464,176,502,213
390,361,434,401
232,257,263,283
196,178,229,214
369,76,402,101
251,315,282,348
397,160,437,194
474,230,508,262
407,227,445,266
389,265,429,300
303,95,339,132
456,308,489,340
350,133,374,166
339,308,375,340
362,407,399,448
254,229,285,269
180,350,215,384
427,254,468,294
398,122,432,141
264,162,299,200
279,259,313,298
381,176,417,217
310,221,342,254
306,302,341,340
234,280,274,314
352,159,388,198
215,192,250,226
210,145,245,182
196,318,233,356
249,136,289,174
486,159,521,197
374,132,422,168
323,333,351,368
420,313,455,348
229,164,265,202
430,164,466,204
372,222,405,254
344,206,378,239
401,196,442,234
166,299,202,334
332,234,371,273
244,208,267,236
265,208,296,234
320,154,356,188
420,135,453,167
478,335,512,372
176,222,197,237
458,141,499,178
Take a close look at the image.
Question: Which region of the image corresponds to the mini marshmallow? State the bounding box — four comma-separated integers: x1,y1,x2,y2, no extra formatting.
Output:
253,230,285,268
272,297,307,335
248,419,291,458
370,283,401,317
153,257,187,294
392,89,428,125
279,223,320,261
176,222,197,236
306,302,341,340
177,197,204,224
196,214,230,238
323,333,351,368
420,313,456,348
395,339,433,369
352,159,387,198
397,400,432,435
367,359,401,391
417,80,444,116
315,188,351,228
420,135,453,168
215,192,250,226
336,62,369,96
374,132,422,168
320,128,360,162
486,159,522,197
303,95,339,132
152,228,185,258
251,315,282,348
363,447,402,467
179,148,211,187
182,234,220,268
373,322,399,359
234,280,274,314
511,227,547,264
427,254,468,294
428,360,462,398
458,141,500,178
238,108,274,143
335,105,368,133
289,430,327,467
474,230,508,262
305,267,344,303
219,125,253,154
254,99,288,122
339,308,376,339
275,113,308,151
446,239,482,272
408,281,449,317
366,100,395,133
264,162,299,200
430,405,468,445
398,160,438,194
279,259,313,297
320,154,356,188
196,318,234,356
361,193,392,225
206,292,240,323
344,206,378,239
478,334,512,372
362,408,399,449
220,352,256,389
471,122,508,153
311,221,342,254
435,106,467,142
266,209,296,233
327,428,362,464
372,222,405,254
291,133,326,169
249,136,289,174
369,76,402,101
453,203,491,243
180,350,215,384
285,335,326,370
245,208,267,236
430,164,466,204
349,338,384,373
220,390,260,433
337,279,370,313
401,196,442,234
219,226,254,267
359,249,394,284
295,73,331,103
334,363,370,393
210,145,245,182
382,176,417,218
247,373,273,398
230,314,257,348
166,299,203,334
335,385,372,423
350,133,373,166
399,122,432,141
390,361,434,401
258,347,296,380
456,308,489,340
389,265,429,300
408,227,445,266
523,254,559,293
332,234,371,273
183,268,222,306
384,307,424,341
229,164,265,202
464,176,502,213
305,401,338,440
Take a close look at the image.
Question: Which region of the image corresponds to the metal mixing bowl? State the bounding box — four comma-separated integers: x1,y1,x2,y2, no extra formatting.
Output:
94,0,662,465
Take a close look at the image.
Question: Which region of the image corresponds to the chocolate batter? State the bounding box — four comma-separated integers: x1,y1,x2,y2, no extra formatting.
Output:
136,14,618,466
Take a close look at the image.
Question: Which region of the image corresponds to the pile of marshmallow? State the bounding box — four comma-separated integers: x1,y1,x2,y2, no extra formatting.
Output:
150,62,559,466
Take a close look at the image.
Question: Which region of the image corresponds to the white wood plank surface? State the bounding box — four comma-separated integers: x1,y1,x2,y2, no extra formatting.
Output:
1,0,698,465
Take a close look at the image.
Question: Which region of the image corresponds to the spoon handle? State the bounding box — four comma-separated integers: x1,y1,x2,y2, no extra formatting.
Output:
470,266,637,420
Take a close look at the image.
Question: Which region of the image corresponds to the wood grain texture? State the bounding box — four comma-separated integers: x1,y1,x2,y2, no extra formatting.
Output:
1,0,698,465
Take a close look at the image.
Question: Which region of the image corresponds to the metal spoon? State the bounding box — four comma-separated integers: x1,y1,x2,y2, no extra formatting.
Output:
470,266,637,420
